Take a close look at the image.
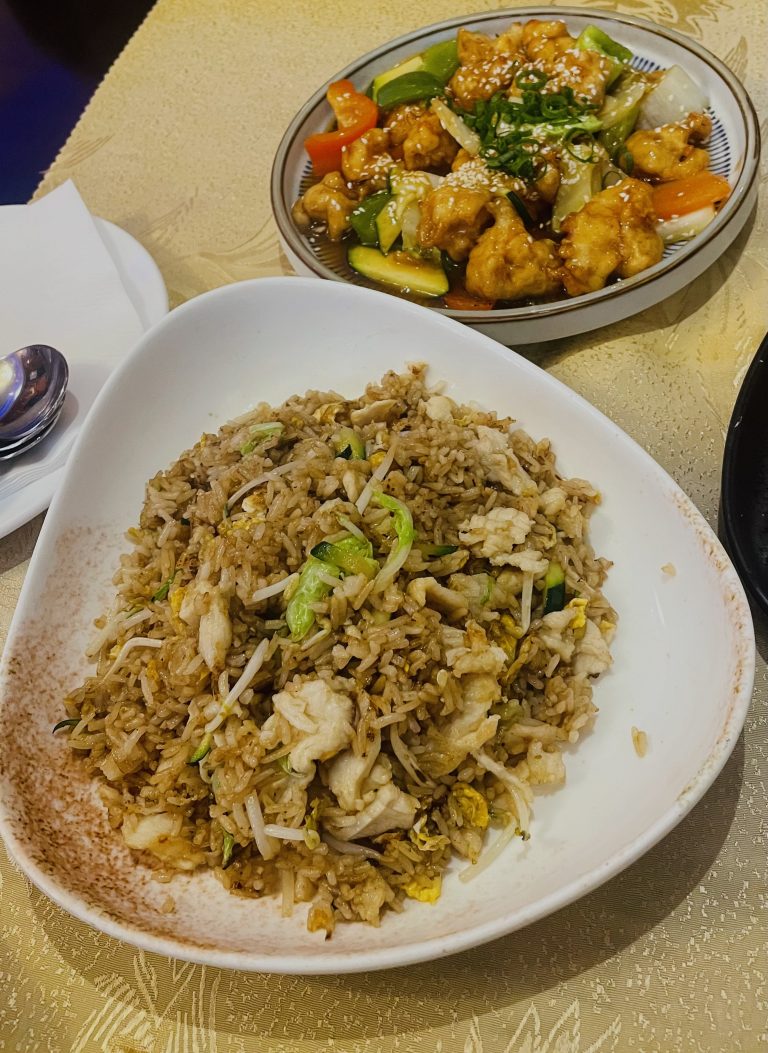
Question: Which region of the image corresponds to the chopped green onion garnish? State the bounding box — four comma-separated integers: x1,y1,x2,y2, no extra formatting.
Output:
457,79,601,184
419,543,459,558
507,190,533,225
221,830,235,868
618,145,634,174
52,718,79,734
275,755,294,775
152,572,177,602
188,732,213,764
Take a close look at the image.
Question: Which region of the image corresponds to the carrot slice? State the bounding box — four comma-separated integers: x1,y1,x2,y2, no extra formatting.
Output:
444,286,495,311
652,172,731,221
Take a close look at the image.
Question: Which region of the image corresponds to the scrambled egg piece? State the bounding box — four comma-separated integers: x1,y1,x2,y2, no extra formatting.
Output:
403,873,442,903
145,658,160,686
537,600,589,662
410,816,450,851
465,198,561,302
169,586,185,622
217,514,264,537
567,596,588,631
418,184,492,261
450,784,490,829
559,178,664,297
626,113,712,183
459,506,535,565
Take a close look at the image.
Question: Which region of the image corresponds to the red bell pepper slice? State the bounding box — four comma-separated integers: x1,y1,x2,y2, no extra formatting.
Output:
304,80,379,177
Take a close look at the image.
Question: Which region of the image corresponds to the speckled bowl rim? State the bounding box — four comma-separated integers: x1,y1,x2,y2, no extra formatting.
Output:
0,277,757,974
271,6,760,324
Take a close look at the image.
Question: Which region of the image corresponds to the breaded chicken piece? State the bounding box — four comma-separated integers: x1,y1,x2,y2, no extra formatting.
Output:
449,53,520,110
456,23,525,65
383,103,427,147
559,178,663,296
456,27,496,65
520,19,612,105
449,21,529,110
451,147,475,172
292,172,357,240
493,23,525,56
465,197,561,301
534,149,561,204
626,112,712,182
384,103,458,171
418,183,492,261
341,128,394,189
404,113,458,172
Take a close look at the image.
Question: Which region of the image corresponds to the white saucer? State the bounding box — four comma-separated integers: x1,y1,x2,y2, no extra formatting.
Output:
0,219,168,540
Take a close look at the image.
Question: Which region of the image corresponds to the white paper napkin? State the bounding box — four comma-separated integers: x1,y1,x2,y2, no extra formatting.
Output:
0,181,146,497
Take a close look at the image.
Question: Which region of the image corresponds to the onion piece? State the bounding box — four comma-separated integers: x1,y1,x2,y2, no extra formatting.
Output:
431,98,481,155
637,65,708,129
657,205,716,244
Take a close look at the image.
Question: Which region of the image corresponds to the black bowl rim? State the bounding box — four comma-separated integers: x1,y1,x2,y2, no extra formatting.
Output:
271,5,761,322
720,330,768,614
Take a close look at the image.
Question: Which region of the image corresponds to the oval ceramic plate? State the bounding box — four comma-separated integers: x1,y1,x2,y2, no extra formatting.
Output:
0,278,754,974
272,7,760,344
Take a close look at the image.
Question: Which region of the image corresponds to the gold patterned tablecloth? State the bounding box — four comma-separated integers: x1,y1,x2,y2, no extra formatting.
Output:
2,1,767,1049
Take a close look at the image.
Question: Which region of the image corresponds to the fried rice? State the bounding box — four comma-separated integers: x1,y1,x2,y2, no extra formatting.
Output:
59,365,616,933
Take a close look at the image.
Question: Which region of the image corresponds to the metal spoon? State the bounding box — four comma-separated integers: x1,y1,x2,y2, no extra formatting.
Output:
0,345,69,458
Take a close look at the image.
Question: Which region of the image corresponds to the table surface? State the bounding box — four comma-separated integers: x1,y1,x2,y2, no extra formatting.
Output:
2,1,767,1050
